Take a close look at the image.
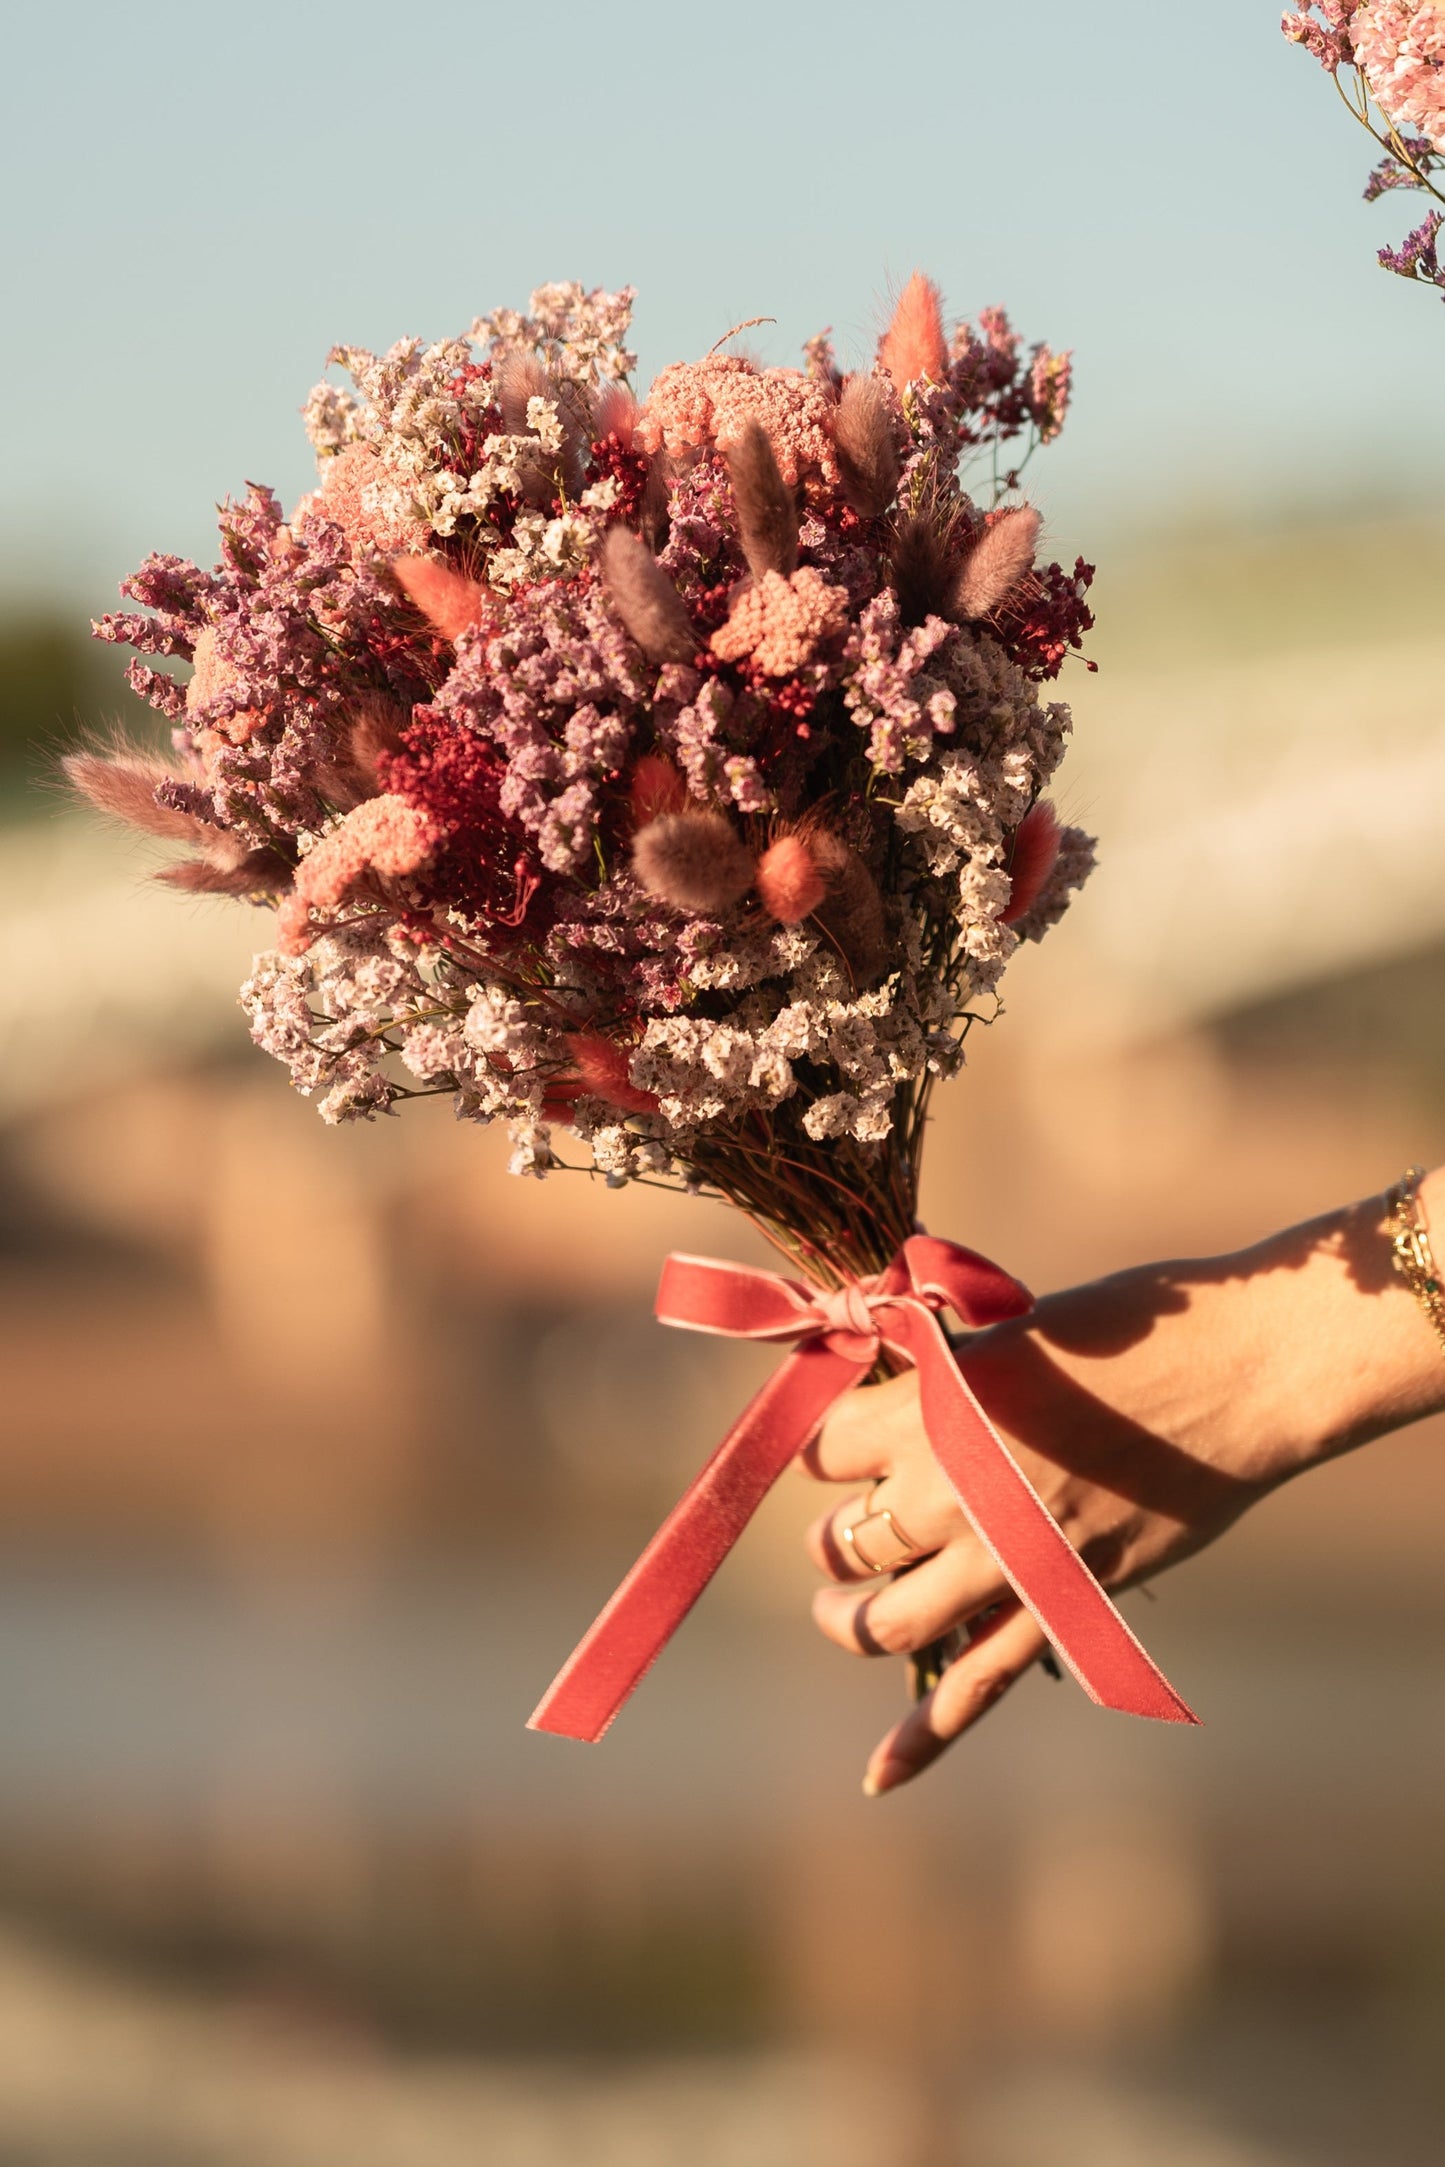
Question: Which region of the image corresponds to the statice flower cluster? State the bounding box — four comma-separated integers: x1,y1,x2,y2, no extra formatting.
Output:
1285,4,1445,297
74,276,1094,1275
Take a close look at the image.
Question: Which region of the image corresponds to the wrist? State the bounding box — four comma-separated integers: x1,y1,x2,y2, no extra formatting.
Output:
1228,1174,1445,1486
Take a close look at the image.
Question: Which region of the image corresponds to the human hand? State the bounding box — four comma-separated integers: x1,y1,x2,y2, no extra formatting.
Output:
803,1182,1445,1794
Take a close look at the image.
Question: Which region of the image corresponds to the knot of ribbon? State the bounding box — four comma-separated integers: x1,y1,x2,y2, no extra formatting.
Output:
529,1234,1197,1743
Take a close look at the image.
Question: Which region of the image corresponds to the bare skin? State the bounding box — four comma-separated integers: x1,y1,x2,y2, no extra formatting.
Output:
803,1171,1445,1796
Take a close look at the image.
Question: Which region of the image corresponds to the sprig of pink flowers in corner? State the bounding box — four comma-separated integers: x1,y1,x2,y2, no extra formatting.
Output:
1284,3,1445,296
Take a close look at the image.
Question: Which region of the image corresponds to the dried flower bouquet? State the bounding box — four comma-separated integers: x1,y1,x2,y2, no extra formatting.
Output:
68,276,1185,1741
73,275,1093,1287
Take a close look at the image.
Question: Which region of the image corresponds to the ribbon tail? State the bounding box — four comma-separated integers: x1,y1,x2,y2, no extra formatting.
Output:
529,1340,863,1743
888,1305,1199,1726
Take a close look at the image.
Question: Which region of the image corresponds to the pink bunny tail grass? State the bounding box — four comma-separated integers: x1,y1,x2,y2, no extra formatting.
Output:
879,272,948,392
1001,801,1062,925
755,834,827,924
154,848,288,897
593,383,639,450
724,421,799,580
63,748,212,844
833,373,902,519
628,752,689,828
631,809,756,913
391,555,486,643
601,528,699,664
949,506,1042,620
555,1033,659,1117
810,831,892,986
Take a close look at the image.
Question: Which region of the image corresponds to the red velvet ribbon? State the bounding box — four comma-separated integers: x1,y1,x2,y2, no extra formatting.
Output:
529,1234,1198,1741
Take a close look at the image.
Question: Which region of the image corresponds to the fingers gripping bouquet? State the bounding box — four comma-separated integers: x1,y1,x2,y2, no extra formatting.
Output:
74,275,1196,1741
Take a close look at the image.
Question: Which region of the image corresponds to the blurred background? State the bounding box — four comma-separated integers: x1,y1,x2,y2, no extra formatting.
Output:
3,5,1444,2163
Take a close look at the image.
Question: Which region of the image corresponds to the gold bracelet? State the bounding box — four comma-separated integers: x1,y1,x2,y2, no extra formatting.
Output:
1384,1167,1445,1362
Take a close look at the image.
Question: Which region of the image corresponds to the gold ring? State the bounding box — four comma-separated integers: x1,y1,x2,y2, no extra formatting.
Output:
839,1504,925,1575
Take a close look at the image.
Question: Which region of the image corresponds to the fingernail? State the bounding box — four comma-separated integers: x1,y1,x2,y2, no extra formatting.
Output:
862,1756,910,1798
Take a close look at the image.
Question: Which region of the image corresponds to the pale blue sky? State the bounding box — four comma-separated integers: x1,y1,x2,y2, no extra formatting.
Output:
2,0,1441,618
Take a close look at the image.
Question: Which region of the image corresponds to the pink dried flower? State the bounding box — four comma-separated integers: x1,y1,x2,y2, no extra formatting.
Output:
1353,2,1445,145
184,628,265,746
301,444,431,557
631,809,755,912
1027,348,1073,444
278,794,436,952
593,383,639,449
1282,3,1357,68
710,567,850,677
878,273,948,392
545,1033,658,1121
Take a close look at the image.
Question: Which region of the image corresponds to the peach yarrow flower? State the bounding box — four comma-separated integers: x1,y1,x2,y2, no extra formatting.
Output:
710,567,851,677
637,354,843,494
278,795,436,954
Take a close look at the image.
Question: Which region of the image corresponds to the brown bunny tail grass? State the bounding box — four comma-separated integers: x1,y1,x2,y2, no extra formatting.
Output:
833,373,903,519
601,528,700,664
631,809,756,913
809,830,893,987
724,420,799,580
949,505,1042,620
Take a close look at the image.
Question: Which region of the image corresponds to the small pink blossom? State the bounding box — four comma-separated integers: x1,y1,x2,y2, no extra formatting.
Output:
709,567,850,677
1353,1,1445,145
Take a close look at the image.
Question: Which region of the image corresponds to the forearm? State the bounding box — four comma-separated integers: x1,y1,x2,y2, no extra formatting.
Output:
1012,1168,1445,1502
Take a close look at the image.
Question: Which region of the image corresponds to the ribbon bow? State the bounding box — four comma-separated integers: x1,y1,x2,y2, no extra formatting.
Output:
529,1235,1197,1741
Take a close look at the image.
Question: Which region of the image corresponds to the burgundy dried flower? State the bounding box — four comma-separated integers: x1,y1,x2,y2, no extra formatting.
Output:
628,752,689,827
